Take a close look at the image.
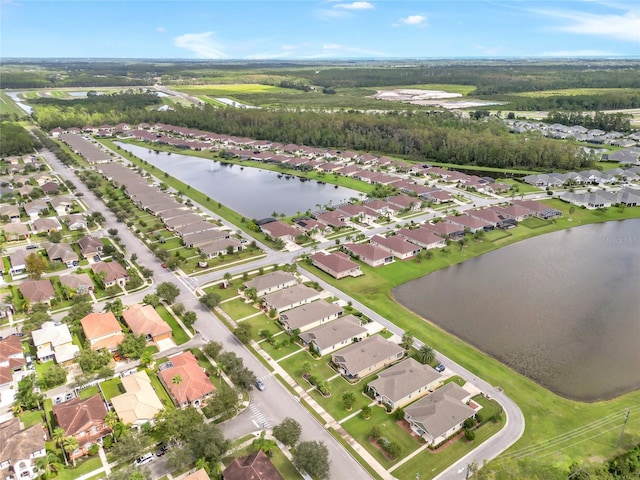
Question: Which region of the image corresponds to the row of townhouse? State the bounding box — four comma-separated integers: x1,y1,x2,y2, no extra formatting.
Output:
523,166,640,187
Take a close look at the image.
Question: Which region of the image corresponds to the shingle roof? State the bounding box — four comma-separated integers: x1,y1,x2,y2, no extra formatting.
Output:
368,358,441,403
159,351,215,404
299,314,367,350
122,304,172,338
222,450,285,480
279,300,343,331
332,335,404,376
53,394,108,437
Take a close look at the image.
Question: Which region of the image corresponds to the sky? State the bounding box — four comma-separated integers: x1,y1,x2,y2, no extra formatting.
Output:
1,0,639,59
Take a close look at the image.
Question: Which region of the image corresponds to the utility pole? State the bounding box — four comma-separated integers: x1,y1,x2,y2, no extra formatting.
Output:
616,408,630,449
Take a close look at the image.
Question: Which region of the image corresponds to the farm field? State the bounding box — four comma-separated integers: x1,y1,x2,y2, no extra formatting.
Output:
512,87,640,97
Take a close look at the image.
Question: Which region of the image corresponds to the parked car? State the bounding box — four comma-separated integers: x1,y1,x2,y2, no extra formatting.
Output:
435,364,446,373
155,444,168,457
134,453,154,467
255,379,266,391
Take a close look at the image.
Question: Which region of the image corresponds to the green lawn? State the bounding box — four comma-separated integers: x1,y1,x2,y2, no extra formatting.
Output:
308,375,373,421
496,178,542,194
259,336,302,361
35,360,57,387
472,395,502,421
278,352,336,388
100,377,124,400
270,446,304,480
220,297,260,320
145,369,175,410
342,407,422,469
78,385,100,400
19,409,45,428
156,305,190,345
55,456,102,480
241,312,281,341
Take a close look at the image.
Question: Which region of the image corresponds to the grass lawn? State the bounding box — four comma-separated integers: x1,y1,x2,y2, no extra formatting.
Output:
342,407,422,469
55,456,102,480
241,312,281,341
512,87,640,97
259,336,302,361
19,409,45,428
300,200,640,469
308,376,373,421
270,445,304,480
496,178,542,194
520,216,552,229
219,297,260,321
278,352,336,388
78,385,100,400
35,360,57,386
472,395,502,421
100,377,124,400
156,305,190,345
145,369,175,410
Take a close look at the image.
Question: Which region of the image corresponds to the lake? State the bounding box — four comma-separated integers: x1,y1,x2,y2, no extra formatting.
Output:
116,143,361,219
393,220,640,401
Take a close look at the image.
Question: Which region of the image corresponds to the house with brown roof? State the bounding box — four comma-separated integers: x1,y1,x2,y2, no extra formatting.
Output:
80,312,124,352
512,199,563,220
241,271,298,298
403,383,477,446
299,314,368,357
110,371,164,427
397,228,446,250
222,450,284,480
294,218,332,235
0,418,46,480
122,304,172,344
48,195,74,216
332,335,405,380
367,358,443,411
44,242,78,268
78,235,103,259
31,321,79,364
159,351,215,408
445,214,491,234
344,242,394,267
370,234,421,260
311,251,363,279
314,210,349,229
31,217,61,235
260,221,300,243
0,336,26,389
262,285,323,314
421,221,466,239
183,468,211,480
59,272,94,295
63,213,87,231
2,222,31,241
19,279,55,305
91,261,129,288
278,299,343,333
52,394,110,460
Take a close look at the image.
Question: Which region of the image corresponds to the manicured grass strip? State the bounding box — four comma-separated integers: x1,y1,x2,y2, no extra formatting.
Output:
242,312,281,341
145,368,175,410
472,395,502,420
270,446,305,480
300,398,326,425
327,427,385,480
19,409,45,428
219,297,260,321
246,343,275,373
78,385,100,400
308,377,372,421
156,305,190,345
259,337,301,361
55,456,102,480
100,377,124,400
275,373,298,397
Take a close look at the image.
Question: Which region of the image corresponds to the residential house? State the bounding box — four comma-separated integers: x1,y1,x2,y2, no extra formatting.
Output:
396,228,446,250
278,299,343,333
44,242,78,268
163,213,204,231
294,218,332,236
40,182,60,195
370,234,421,260
110,371,164,427
175,221,220,238
386,193,422,212
19,279,55,305
52,394,111,460
262,285,323,314
122,304,173,344
445,214,491,233
299,314,368,357
0,418,46,480
59,273,94,295
241,271,297,298
78,235,103,260
80,312,125,352
512,200,562,220
367,358,442,411
421,221,466,239
344,242,394,267
222,450,285,480
31,321,79,364
403,383,477,446
0,204,21,223
0,336,26,389
337,204,376,224
314,210,349,229
2,223,31,241
200,237,244,258
158,351,215,408
31,217,61,235
63,214,87,231
182,469,210,480
260,221,300,243
181,229,229,249
91,262,129,288
332,335,405,380
311,251,363,279
48,196,74,216
9,250,28,276
22,200,48,221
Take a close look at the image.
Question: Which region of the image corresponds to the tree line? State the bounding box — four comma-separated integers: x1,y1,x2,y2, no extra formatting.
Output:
543,111,632,132
0,121,41,157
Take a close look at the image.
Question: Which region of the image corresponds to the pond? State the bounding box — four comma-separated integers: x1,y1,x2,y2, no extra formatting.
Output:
393,220,640,401
116,143,361,219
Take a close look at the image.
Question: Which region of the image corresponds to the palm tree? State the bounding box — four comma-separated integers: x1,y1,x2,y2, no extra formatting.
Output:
63,436,80,466
36,452,60,479
172,374,183,405
52,427,68,466
416,345,436,365
104,410,119,442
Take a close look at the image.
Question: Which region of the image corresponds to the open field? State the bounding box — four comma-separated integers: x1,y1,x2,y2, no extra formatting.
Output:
512,87,640,97
0,91,29,117
173,84,291,95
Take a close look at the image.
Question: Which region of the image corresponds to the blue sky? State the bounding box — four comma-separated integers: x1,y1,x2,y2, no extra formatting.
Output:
1,0,639,59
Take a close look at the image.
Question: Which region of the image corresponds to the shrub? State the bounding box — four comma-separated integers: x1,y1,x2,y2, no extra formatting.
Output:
464,428,476,441
88,444,100,456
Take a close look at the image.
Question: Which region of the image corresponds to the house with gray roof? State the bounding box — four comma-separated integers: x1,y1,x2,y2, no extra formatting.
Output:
278,299,343,333
175,221,219,238
344,242,394,267
242,271,297,298
367,358,443,411
45,242,78,268
60,272,94,294
332,335,405,380
200,237,243,258
511,200,562,220
31,217,61,234
404,382,477,446
0,418,46,480
262,285,323,314
2,222,31,241
299,314,368,357
182,229,229,249
78,235,103,259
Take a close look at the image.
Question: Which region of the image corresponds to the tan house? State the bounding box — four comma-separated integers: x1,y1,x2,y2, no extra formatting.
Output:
311,251,363,279
158,351,215,408
332,335,405,380
262,284,323,314
59,272,94,295
278,299,343,333
110,371,164,427
44,242,78,268
78,235,103,259
0,418,46,480
367,358,443,411
344,242,394,267
122,304,172,343
31,321,79,364
91,261,129,288
80,312,125,352
299,314,368,357
404,383,477,446
241,271,297,297
370,234,421,260
52,394,111,461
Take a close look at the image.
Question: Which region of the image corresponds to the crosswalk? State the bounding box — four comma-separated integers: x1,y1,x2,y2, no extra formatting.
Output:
249,404,271,429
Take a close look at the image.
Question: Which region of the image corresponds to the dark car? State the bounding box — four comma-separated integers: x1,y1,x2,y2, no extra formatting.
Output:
435,364,446,373
155,444,168,457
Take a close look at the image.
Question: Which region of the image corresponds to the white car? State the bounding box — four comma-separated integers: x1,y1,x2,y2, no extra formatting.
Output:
134,453,154,467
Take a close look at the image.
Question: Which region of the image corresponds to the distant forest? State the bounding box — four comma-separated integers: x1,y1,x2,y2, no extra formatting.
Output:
31,93,591,171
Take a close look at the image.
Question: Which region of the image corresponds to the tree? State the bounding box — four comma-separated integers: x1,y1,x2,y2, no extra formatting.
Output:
199,292,221,309
15,374,44,411
234,325,252,344
76,347,111,373
400,331,414,350
25,252,48,280
63,436,80,466
342,392,356,411
107,228,119,236
155,407,204,447
103,298,123,318
202,384,241,419
36,452,61,479
293,441,330,480
172,375,183,404
48,230,63,243
244,287,258,302
52,427,68,466
230,366,257,392
273,417,302,448
41,363,67,389
203,341,223,360
223,272,232,287
140,349,153,368
182,311,197,329
117,332,146,359
106,466,149,480
361,405,372,419
172,302,185,317
156,282,180,304
110,429,149,464
416,345,436,365
104,411,120,442
569,206,576,221
188,423,230,466
142,293,160,307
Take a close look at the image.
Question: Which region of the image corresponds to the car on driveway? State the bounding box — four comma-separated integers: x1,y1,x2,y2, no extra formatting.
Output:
255,379,266,391
435,364,446,373
155,444,168,457
134,453,154,467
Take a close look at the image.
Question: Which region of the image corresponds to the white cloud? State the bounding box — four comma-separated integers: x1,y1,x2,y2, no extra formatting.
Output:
323,43,342,50
539,49,622,57
156,26,166,33
333,2,374,10
534,7,640,42
173,32,227,59
393,14,427,27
